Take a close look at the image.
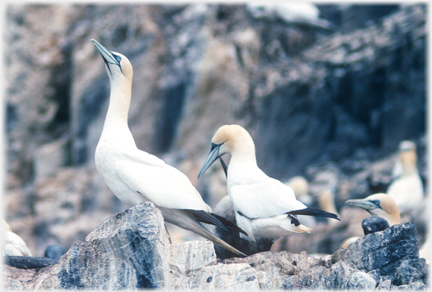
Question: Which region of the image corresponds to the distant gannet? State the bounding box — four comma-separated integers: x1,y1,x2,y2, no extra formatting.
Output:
198,124,340,241
2,221,32,257
285,176,316,228
345,193,400,227
91,40,246,256
387,140,424,215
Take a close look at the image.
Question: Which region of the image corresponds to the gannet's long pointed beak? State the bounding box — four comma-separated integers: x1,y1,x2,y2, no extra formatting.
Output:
198,143,221,178
91,39,121,67
346,199,381,211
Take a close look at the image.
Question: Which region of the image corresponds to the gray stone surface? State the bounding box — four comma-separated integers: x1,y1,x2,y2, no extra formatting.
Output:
3,207,428,290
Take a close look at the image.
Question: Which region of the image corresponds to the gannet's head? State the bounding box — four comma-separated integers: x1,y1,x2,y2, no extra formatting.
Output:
91,39,133,82
397,140,418,175
399,140,416,152
345,193,400,226
197,124,254,178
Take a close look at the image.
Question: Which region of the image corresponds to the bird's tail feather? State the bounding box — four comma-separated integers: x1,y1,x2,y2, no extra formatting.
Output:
190,221,246,257
288,207,340,221
162,209,246,257
185,209,247,237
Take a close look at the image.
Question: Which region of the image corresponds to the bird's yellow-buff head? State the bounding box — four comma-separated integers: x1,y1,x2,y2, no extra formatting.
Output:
91,39,133,82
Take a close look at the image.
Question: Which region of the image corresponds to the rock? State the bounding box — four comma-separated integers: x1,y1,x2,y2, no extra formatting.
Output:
43,244,66,261
3,211,428,290
380,258,427,285
377,279,392,290
346,271,377,289
340,223,418,270
5,256,58,269
4,201,170,289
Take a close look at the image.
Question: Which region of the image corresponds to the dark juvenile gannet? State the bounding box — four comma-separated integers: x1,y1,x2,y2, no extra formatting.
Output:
345,193,400,227
387,140,424,215
91,40,246,256
198,124,340,241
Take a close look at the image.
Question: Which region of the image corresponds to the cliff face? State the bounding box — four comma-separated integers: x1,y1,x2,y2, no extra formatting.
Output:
4,4,426,260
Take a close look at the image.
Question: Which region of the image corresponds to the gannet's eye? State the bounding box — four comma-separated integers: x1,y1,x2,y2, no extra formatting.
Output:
372,200,380,207
210,143,218,151
114,55,122,63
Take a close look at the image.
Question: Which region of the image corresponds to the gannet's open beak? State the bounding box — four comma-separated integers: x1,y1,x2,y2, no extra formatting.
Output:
346,199,381,211
198,143,222,178
91,39,121,68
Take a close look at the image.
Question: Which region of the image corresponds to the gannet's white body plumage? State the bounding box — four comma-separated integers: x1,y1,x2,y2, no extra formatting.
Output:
92,40,245,256
387,141,423,215
198,125,339,241
2,221,32,257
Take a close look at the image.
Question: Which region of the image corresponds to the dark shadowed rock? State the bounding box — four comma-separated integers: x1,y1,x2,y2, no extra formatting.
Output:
5,256,58,269
44,244,66,261
362,216,390,235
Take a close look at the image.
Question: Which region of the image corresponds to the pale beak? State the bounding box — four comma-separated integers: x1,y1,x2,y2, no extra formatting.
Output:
91,39,120,67
198,143,222,179
345,199,380,211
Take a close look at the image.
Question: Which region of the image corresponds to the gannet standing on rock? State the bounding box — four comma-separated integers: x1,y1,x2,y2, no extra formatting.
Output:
387,140,424,215
91,40,246,256
198,124,340,241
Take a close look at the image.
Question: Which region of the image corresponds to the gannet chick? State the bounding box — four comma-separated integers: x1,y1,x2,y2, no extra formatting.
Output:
387,140,424,215
92,40,246,256
345,193,400,227
2,221,32,257
198,124,340,241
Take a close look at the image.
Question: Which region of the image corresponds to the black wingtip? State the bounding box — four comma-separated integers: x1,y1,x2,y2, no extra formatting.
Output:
185,209,248,237
288,207,341,221
211,213,248,236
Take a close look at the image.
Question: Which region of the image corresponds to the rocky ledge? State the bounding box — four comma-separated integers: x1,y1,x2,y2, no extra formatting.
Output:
3,202,428,290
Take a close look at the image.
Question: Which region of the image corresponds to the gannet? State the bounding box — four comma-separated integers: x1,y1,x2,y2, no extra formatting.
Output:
198,124,340,241
91,40,246,256
345,193,400,227
387,140,424,215
2,221,32,257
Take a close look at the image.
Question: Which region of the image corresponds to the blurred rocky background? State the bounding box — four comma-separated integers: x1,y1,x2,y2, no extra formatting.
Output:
4,3,427,259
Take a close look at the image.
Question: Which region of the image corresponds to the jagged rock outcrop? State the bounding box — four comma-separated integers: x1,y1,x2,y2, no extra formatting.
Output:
3,202,428,290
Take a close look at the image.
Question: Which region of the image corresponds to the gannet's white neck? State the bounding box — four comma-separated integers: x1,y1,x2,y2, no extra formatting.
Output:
400,150,418,176
103,76,132,131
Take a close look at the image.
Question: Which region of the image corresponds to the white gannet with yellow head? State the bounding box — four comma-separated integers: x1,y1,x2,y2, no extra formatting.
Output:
198,124,340,241
91,40,246,256
387,140,424,215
